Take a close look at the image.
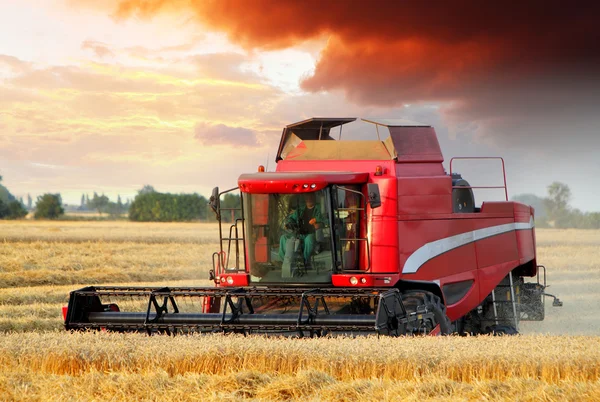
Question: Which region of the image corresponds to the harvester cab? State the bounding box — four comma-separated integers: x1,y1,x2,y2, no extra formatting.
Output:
64,117,561,336
213,178,381,285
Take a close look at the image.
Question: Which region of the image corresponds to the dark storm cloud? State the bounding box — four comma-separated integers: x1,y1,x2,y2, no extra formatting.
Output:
102,0,600,151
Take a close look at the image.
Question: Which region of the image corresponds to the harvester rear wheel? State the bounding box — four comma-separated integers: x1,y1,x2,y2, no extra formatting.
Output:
401,291,452,335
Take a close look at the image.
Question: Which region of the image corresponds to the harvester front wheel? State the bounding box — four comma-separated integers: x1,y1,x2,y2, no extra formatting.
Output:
401,291,452,335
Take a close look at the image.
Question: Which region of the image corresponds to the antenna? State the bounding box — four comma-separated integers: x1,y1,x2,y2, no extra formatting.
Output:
265,153,270,172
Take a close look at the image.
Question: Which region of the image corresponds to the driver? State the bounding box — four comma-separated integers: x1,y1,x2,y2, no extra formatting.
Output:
278,192,323,266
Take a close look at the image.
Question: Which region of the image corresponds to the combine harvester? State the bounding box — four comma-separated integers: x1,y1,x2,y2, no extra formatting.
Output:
64,118,561,336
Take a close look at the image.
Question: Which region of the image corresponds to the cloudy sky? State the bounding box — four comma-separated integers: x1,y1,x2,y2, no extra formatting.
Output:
1,1,599,211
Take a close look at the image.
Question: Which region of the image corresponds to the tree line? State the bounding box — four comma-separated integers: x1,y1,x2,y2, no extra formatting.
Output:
0,174,242,222
513,182,600,229
78,192,130,216
129,189,208,221
127,185,241,222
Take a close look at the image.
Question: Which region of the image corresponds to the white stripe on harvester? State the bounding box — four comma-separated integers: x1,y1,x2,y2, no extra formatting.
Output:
402,216,535,274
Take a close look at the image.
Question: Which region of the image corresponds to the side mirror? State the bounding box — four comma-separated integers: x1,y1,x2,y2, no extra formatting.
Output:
209,187,220,220
367,183,381,209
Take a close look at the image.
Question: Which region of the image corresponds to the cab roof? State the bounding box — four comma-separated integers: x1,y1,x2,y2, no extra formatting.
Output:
276,117,442,163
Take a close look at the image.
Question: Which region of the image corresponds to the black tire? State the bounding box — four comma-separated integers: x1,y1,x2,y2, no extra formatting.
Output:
401,290,452,335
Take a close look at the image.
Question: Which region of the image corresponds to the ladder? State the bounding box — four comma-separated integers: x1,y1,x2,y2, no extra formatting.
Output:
490,271,519,330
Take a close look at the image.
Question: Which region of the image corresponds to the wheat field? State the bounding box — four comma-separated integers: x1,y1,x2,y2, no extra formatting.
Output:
1,221,599,400
3,333,600,401
0,220,218,243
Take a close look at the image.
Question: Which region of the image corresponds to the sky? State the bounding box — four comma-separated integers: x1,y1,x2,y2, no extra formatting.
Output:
0,1,599,211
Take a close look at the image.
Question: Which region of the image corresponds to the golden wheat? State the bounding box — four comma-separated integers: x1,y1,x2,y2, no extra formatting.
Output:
0,220,219,243
536,228,600,247
1,333,600,401
0,241,218,288
4,371,600,401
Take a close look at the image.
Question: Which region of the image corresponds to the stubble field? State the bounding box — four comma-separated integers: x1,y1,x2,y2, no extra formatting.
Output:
0,221,599,401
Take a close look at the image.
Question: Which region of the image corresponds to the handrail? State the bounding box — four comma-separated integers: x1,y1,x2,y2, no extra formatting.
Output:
212,251,226,278
449,157,508,201
215,187,246,273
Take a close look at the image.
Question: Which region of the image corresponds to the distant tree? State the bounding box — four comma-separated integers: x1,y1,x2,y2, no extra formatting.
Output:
138,185,156,195
89,193,110,215
0,199,7,218
106,201,124,218
80,194,86,209
0,183,15,204
27,194,32,210
544,182,571,227
588,213,600,229
5,200,28,219
129,192,207,222
0,171,16,204
220,193,242,222
34,194,64,219
546,182,571,211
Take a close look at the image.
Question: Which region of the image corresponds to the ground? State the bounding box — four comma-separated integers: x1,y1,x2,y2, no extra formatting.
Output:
0,221,599,401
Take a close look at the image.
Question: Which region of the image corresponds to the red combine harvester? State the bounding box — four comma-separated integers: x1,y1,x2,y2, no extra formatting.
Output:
64,118,561,336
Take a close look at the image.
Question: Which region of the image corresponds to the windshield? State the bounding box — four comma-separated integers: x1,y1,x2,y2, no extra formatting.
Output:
244,190,334,284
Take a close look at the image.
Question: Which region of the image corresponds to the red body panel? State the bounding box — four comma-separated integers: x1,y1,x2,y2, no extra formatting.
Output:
397,176,452,215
